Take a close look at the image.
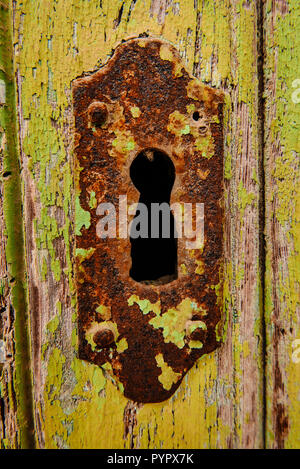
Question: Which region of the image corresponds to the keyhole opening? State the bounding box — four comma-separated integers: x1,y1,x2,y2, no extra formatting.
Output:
129,149,178,285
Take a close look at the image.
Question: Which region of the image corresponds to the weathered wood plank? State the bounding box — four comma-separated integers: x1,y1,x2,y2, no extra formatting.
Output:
11,0,263,448
0,0,34,449
264,0,300,449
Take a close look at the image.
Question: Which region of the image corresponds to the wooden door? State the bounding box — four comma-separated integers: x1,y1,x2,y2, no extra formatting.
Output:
0,0,299,449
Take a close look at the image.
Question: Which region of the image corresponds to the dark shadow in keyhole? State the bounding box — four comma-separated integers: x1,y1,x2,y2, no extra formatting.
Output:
129,149,178,285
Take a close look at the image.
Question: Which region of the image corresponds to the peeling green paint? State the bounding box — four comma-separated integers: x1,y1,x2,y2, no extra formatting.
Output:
96,304,111,321
76,247,95,263
89,191,97,209
116,338,128,354
75,196,91,236
128,294,160,316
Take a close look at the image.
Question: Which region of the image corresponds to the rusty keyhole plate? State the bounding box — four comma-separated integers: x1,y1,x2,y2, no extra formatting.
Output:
73,38,224,403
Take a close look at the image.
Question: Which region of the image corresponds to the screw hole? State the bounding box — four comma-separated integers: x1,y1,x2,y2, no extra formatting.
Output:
199,125,208,135
89,102,108,129
192,111,200,121
91,109,107,128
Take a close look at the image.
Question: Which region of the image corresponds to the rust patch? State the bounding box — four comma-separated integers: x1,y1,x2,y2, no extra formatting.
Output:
73,38,224,403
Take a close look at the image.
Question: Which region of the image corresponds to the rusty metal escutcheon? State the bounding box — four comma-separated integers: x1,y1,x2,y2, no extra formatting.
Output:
72,38,224,403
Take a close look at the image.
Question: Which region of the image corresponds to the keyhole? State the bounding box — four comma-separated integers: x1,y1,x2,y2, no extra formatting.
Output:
129,149,178,285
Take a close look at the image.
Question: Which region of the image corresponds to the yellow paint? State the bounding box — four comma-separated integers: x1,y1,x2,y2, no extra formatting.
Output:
160,43,183,77
180,263,188,275
116,338,128,354
195,259,205,275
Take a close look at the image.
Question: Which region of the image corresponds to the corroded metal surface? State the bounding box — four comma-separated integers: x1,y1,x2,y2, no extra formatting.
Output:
73,38,224,403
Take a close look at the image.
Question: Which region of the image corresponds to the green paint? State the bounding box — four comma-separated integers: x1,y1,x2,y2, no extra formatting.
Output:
41,257,48,281
126,140,135,151
128,294,160,316
116,338,128,354
264,0,300,448
47,316,60,335
111,132,135,155
181,124,190,135
130,106,141,118
194,134,215,159
224,94,232,180
46,348,66,399
75,196,91,236
238,181,255,217
188,321,207,333
95,304,111,320
9,0,273,450
51,257,61,282
89,191,97,209
167,110,189,137
76,247,95,263
129,295,205,349
252,168,258,184
189,340,203,349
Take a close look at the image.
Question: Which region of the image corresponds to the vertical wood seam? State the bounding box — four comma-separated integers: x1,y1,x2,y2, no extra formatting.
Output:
258,0,267,450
